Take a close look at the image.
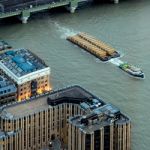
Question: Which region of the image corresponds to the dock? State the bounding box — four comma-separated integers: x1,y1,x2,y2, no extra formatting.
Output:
67,33,120,61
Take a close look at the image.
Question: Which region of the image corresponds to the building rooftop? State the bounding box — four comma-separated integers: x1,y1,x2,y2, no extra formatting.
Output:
0,86,105,119
69,103,130,134
47,86,105,107
0,48,50,84
0,86,130,125
0,75,16,97
0,94,49,119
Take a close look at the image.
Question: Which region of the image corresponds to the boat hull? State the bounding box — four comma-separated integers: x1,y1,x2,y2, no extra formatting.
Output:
119,66,145,79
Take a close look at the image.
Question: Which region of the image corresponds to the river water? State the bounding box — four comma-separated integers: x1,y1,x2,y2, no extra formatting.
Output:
0,0,150,149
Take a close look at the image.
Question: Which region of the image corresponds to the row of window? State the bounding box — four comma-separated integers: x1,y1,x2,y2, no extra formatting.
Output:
0,88,12,94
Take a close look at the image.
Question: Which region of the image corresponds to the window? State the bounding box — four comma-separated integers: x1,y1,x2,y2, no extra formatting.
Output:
0,91,3,94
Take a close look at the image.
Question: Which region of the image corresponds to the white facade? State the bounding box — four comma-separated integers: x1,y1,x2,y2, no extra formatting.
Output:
0,61,50,85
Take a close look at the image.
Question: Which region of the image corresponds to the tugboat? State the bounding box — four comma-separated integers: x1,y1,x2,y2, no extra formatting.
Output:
119,63,145,79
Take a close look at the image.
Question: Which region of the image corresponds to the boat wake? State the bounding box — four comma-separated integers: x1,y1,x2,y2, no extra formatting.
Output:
54,22,78,39
109,58,124,66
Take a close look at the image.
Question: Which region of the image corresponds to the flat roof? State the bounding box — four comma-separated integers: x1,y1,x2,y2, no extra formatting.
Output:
0,74,16,96
0,48,50,84
0,86,105,119
1,94,49,119
47,86,105,106
69,104,130,134
0,86,130,125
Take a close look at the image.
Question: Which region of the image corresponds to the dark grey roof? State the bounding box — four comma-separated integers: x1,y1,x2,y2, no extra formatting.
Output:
69,102,130,134
47,85,105,106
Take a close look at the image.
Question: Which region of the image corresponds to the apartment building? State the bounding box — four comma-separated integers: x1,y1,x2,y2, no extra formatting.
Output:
0,86,131,150
0,48,51,101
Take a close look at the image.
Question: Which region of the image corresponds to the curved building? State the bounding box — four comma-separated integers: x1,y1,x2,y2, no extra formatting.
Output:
0,86,130,150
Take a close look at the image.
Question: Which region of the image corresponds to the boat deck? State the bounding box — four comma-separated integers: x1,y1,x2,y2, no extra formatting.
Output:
67,33,120,61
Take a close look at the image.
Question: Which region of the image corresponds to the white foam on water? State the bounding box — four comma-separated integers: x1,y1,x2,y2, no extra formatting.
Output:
95,58,101,63
53,22,125,67
109,58,124,66
54,22,78,39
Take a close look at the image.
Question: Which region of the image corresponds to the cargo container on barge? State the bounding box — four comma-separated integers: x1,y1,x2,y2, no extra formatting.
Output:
67,32,120,61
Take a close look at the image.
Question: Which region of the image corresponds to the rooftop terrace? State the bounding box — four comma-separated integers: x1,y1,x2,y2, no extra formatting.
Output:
0,48,50,84
0,86,130,125
0,94,49,119
0,86,105,119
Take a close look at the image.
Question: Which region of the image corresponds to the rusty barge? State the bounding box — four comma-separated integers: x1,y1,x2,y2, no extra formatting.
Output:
67,33,120,61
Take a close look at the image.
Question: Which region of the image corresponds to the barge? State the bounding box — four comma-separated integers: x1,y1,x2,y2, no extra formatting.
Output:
67,33,120,61
119,63,145,79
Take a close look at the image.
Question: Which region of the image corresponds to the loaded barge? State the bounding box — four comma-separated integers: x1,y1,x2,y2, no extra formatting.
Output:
67,33,144,79
67,33,120,61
